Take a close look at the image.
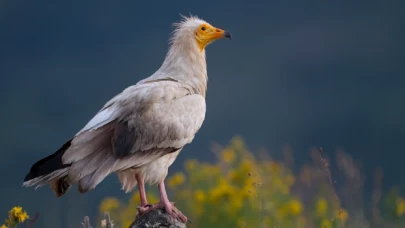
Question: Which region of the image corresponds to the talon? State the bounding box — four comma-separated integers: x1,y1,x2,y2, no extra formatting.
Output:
162,203,187,223
136,205,154,214
137,201,187,222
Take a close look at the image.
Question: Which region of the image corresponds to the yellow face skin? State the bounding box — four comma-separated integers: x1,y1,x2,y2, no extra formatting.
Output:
195,23,231,51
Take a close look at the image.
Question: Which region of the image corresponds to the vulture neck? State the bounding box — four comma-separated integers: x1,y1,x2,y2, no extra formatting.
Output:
156,37,208,97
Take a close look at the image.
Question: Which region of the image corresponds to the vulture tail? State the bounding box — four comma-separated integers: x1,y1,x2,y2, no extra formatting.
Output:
23,139,72,197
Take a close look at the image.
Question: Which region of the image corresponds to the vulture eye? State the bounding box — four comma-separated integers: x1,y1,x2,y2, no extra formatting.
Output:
201,26,206,31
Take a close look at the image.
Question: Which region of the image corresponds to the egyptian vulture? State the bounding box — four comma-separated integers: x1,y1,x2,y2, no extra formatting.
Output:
23,15,231,222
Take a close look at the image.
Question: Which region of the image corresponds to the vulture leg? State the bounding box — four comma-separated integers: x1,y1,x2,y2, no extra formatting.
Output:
136,181,187,223
136,174,153,214
157,181,187,223
136,173,148,206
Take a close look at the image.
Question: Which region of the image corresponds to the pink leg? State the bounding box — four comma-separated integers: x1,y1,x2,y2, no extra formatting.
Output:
158,181,187,223
158,181,171,206
136,180,187,223
135,173,148,206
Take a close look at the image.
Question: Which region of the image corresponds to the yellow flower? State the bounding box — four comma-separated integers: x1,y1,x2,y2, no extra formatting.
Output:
316,198,328,216
320,218,332,228
167,172,185,189
10,207,22,218
1,225,7,228
7,206,29,224
289,199,303,216
99,197,120,213
239,160,254,174
209,179,235,203
17,211,29,223
336,208,349,222
194,189,206,203
221,148,236,164
396,197,405,216
185,159,198,172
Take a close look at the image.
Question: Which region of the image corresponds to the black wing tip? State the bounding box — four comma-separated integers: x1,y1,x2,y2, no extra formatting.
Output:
23,172,35,182
23,139,73,182
23,161,42,182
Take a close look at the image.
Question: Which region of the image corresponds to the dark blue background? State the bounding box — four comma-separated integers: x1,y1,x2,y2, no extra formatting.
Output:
1,1,404,227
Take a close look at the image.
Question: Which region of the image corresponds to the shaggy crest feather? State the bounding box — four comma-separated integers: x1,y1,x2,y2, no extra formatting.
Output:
169,14,207,45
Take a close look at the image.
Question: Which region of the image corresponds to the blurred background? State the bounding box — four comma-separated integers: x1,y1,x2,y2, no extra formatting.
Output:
0,0,404,227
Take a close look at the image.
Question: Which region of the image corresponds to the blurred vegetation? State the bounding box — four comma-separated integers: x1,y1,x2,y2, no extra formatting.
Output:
4,137,405,227
100,136,405,228
1,207,29,228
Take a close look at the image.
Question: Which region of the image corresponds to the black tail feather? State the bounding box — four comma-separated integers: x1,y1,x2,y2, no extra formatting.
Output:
24,139,73,182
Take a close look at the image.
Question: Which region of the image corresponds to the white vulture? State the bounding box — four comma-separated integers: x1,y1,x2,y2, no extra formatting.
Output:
23,15,231,222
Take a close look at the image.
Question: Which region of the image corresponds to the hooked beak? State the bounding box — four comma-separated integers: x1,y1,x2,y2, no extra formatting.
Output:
223,31,232,39
209,27,232,40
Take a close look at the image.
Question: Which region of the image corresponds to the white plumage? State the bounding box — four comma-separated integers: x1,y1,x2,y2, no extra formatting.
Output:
23,15,231,222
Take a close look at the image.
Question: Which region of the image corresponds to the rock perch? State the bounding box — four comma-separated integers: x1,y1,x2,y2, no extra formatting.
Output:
129,209,186,228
